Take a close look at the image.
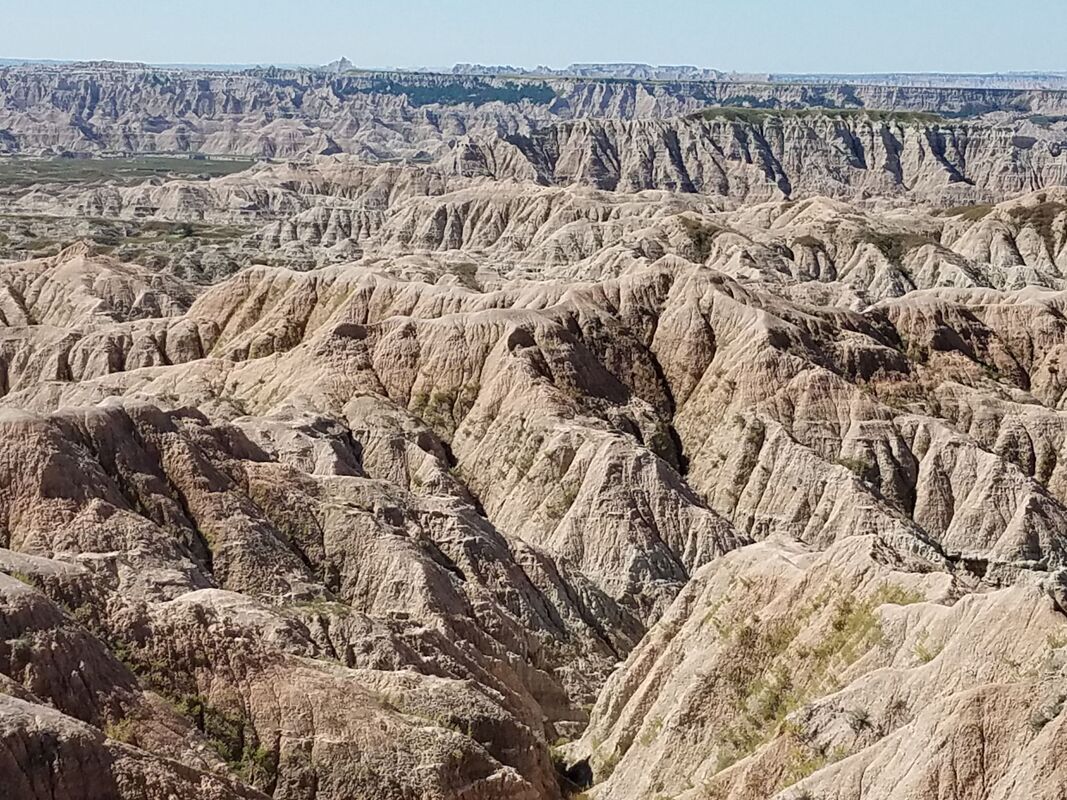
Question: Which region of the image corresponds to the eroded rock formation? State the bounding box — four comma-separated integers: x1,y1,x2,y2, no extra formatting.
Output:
2,67,1067,800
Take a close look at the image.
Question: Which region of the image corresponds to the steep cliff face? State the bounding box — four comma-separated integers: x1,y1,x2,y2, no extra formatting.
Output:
3,60,1067,800
2,63,1067,159
449,116,1067,203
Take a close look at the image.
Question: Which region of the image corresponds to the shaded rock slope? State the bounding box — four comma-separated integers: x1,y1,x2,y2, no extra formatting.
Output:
3,196,1067,797
1,86,1067,798
451,115,1067,203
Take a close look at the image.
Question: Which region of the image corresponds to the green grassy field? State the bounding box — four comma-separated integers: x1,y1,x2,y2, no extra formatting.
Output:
0,155,256,187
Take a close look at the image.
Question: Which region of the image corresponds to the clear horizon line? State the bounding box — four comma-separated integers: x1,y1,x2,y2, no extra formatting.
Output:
1,56,1066,77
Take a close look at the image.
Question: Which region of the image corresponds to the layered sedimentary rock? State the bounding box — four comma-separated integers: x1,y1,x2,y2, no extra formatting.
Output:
448,115,1067,202
2,61,1067,159
3,151,1067,285
3,191,1067,796
2,73,1067,799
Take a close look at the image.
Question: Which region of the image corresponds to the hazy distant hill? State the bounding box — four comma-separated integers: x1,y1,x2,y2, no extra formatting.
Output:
775,71,1067,89
444,62,1067,89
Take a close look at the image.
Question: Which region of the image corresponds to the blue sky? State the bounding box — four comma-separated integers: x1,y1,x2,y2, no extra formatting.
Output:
2,0,1064,74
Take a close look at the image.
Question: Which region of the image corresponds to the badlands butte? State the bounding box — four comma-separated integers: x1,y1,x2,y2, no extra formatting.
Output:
2,60,1067,800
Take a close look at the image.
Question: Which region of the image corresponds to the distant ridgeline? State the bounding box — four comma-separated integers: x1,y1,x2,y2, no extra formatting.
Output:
0,62,1065,159
444,62,1067,89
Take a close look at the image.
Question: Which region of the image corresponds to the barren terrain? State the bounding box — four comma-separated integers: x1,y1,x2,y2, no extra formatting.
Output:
2,62,1067,800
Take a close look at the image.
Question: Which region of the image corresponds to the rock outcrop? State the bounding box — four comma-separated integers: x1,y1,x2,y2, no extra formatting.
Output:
1,61,1067,160
449,115,1067,203
2,70,1067,800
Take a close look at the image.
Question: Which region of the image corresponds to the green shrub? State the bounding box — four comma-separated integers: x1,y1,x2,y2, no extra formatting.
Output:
913,632,942,664
1007,202,1067,253
936,204,994,221
360,77,556,108
873,584,924,606
8,570,39,587
834,456,873,479
677,215,722,260
172,694,277,787
638,715,664,747
104,718,137,744
862,231,938,263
